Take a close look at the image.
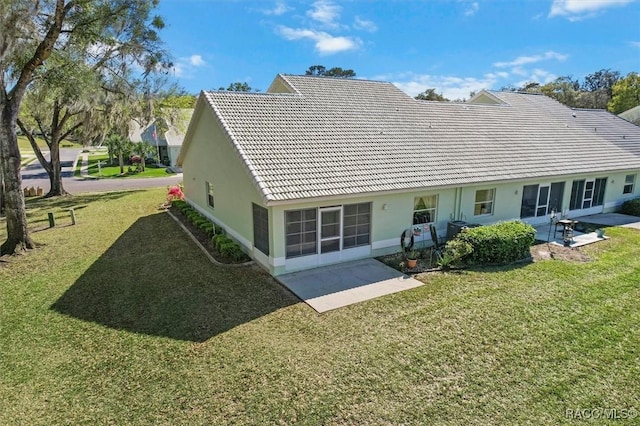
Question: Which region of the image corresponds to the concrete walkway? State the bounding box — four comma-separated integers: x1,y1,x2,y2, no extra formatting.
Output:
574,213,640,230
79,153,90,177
277,259,423,313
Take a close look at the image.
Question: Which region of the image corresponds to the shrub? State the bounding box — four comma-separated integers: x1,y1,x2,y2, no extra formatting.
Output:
186,214,199,224
455,220,535,265
166,184,184,203
212,234,232,252
218,241,247,261
199,222,215,236
438,239,473,269
172,200,187,209
621,198,640,217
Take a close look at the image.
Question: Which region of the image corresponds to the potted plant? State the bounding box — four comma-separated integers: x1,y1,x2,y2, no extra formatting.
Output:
406,250,419,269
596,228,605,238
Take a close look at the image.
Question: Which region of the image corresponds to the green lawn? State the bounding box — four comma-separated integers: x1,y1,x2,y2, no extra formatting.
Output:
17,135,80,153
85,154,169,178
1,189,639,424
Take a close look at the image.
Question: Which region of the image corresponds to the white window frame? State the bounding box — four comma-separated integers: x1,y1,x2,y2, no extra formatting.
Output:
206,181,214,208
474,188,495,216
413,195,438,225
624,174,636,194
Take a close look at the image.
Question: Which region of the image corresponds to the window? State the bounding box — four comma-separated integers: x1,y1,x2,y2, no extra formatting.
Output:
285,209,317,258
474,189,495,216
252,204,269,256
624,174,636,194
413,195,437,224
569,178,607,210
206,181,214,208
343,203,371,248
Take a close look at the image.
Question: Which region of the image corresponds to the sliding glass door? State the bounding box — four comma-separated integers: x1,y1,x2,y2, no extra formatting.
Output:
520,182,564,218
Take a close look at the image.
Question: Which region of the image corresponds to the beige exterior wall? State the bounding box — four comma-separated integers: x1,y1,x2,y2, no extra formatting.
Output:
181,108,266,254
181,108,640,276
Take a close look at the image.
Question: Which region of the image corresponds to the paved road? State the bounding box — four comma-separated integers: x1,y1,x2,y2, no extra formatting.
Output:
21,148,182,194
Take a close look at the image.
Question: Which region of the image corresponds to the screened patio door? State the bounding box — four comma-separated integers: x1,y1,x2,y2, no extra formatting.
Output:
319,207,342,264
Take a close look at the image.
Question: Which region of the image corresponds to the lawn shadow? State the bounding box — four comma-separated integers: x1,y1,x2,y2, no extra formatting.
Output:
51,213,298,342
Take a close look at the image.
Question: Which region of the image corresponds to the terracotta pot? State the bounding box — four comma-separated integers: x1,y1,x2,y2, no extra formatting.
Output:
407,258,418,268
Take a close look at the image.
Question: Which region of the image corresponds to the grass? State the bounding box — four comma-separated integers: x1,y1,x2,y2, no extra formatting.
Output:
1,189,639,424
17,135,80,153
85,154,169,179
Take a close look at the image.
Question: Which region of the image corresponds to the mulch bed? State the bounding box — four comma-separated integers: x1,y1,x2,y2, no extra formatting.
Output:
378,240,591,275
530,241,591,263
167,205,251,265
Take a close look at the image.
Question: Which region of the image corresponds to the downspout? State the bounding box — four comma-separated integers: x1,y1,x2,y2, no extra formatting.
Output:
451,187,463,221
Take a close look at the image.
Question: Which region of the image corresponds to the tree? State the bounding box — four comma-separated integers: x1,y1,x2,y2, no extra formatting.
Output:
131,141,155,171
16,53,97,196
582,68,620,109
159,94,197,109
305,65,356,78
608,72,640,114
0,0,167,254
16,1,166,197
218,82,255,92
105,134,131,175
540,76,580,107
415,88,448,101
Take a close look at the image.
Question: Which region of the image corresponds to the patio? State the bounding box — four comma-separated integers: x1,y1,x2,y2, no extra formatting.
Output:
534,222,607,248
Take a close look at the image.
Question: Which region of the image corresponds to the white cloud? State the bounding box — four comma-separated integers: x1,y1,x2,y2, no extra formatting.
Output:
629,41,640,48
354,16,377,32
549,0,635,20
189,55,205,67
262,1,291,16
391,72,501,101
492,51,566,86
171,54,206,79
276,26,360,54
464,1,480,16
307,0,341,26
493,51,568,68
172,63,185,78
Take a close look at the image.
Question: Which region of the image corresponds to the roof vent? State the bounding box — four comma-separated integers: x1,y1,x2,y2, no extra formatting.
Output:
572,112,576,118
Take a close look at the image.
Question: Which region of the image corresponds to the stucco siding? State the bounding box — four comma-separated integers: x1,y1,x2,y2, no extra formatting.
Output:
181,108,266,255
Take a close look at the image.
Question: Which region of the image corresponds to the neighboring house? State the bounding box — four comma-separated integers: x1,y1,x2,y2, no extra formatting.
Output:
177,74,640,276
129,108,194,166
619,105,640,126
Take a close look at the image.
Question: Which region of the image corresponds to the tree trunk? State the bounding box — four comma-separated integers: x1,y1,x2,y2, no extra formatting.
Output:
46,134,66,197
0,162,4,215
0,102,35,255
118,152,124,174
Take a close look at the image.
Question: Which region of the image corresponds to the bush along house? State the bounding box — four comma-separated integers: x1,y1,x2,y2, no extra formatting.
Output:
177,74,640,276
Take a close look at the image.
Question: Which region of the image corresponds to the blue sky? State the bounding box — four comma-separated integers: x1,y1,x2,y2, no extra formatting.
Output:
157,0,640,99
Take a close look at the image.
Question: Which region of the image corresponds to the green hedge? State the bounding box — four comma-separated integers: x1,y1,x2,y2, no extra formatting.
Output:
621,198,640,217
455,220,536,265
212,234,248,261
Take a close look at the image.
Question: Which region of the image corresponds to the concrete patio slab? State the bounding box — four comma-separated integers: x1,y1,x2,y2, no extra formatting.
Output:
277,259,423,313
574,213,640,230
534,223,607,248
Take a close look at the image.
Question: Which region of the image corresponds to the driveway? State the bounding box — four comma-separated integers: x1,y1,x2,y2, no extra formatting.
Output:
21,148,182,194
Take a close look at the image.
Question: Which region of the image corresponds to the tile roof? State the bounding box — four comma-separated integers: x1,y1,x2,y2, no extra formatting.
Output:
194,74,640,202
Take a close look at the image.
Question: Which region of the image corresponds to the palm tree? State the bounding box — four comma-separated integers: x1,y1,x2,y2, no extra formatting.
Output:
105,134,132,174
132,141,156,172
